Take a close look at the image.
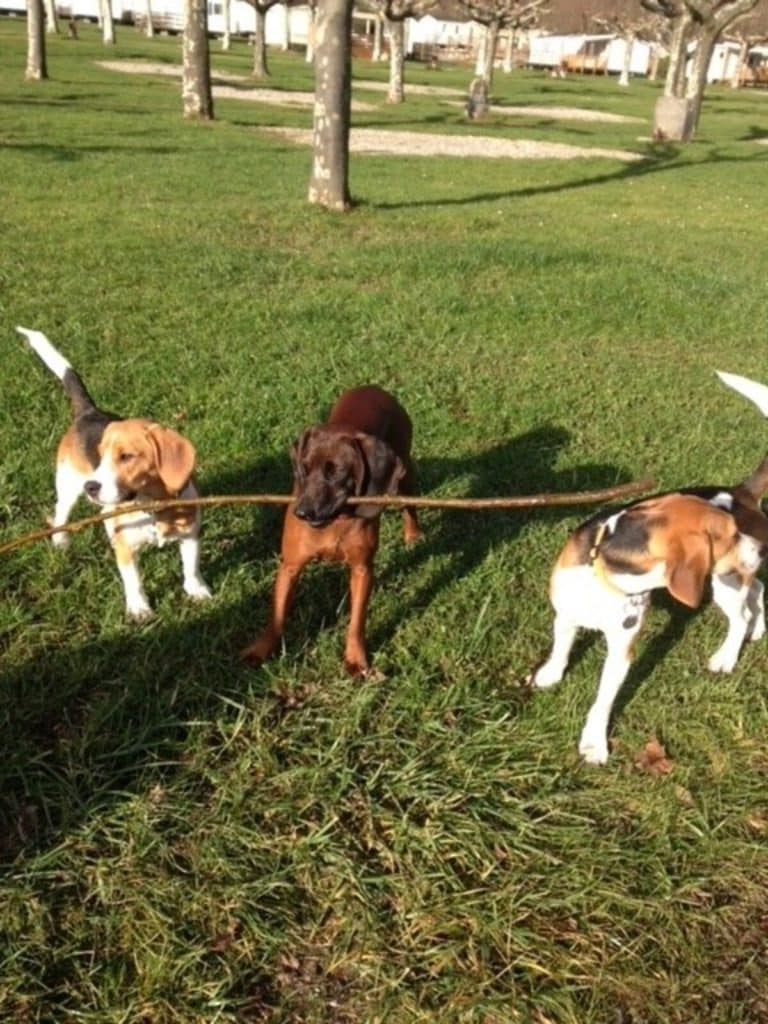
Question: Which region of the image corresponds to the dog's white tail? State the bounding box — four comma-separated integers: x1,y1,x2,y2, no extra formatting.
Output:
16,326,72,381
717,370,768,418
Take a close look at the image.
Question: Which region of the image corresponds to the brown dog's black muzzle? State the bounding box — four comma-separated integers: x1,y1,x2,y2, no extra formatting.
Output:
293,488,352,528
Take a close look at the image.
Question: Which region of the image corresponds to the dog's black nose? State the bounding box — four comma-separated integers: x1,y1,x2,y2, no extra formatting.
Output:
84,480,101,500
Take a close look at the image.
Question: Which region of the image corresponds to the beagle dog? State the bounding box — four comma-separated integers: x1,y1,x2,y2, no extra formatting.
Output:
17,327,211,619
241,385,422,676
531,447,768,765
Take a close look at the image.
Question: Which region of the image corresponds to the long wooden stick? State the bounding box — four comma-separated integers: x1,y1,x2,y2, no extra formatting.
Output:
0,478,654,558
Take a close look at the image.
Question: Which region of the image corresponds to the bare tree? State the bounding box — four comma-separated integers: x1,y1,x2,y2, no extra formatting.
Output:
357,0,436,103
43,0,59,34
592,10,659,86
460,0,547,116
182,0,214,119
244,0,281,76
100,0,116,43
371,10,385,59
642,0,693,96
308,0,353,209
26,0,48,79
306,0,318,61
221,0,231,49
141,0,155,37
729,26,768,85
684,0,760,122
643,0,759,138
385,0,438,102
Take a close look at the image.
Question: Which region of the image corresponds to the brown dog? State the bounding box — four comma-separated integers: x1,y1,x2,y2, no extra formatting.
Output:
242,386,422,675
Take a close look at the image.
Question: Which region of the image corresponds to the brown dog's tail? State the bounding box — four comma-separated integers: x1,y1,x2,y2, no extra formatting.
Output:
16,326,97,419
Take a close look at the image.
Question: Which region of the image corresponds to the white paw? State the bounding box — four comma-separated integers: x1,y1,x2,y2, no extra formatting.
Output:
708,649,736,674
51,530,70,550
749,617,765,643
127,601,153,621
579,730,609,765
530,662,563,689
184,580,212,602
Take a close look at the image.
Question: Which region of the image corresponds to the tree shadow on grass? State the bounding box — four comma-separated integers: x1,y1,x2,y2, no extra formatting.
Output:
367,146,768,211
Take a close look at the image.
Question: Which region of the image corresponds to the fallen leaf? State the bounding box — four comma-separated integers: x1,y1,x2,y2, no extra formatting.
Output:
634,738,674,776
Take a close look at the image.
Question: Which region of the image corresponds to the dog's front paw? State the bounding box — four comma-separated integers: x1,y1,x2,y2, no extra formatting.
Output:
404,525,424,546
344,656,371,679
708,648,737,674
185,579,212,602
127,601,153,621
241,632,278,665
529,661,563,689
749,616,766,643
579,729,609,766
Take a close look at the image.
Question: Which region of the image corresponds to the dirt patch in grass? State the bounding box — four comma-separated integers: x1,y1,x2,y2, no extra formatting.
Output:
450,100,644,124
97,60,643,129
261,125,644,161
96,59,376,111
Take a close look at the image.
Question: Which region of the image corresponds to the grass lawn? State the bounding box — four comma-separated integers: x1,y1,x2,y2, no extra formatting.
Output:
2,17,768,1023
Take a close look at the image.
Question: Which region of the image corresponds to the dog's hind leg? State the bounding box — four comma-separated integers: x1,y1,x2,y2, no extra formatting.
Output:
50,461,87,549
180,534,212,602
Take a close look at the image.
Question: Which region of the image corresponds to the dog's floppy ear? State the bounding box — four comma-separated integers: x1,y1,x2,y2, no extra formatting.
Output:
666,532,713,609
352,434,405,519
147,425,196,495
290,427,316,483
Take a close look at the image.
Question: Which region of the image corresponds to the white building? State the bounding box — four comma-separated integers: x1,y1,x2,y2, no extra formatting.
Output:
697,40,742,83
528,33,652,77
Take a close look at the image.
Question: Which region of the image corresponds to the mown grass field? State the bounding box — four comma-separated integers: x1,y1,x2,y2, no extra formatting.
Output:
2,17,768,1022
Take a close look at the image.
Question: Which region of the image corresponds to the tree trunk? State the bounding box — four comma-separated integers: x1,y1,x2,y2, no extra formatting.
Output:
252,7,269,77
685,26,717,132
100,0,116,44
25,0,47,80
664,12,692,98
43,0,58,34
618,32,634,86
474,24,486,75
466,76,488,118
221,0,231,49
182,0,214,119
731,38,748,87
480,18,500,89
502,27,515,73
372,12,383,61
305,3,316,62
279,2,290,50
308,0,353,211
386,17,405,103
143,0,154,37
648,44,660,82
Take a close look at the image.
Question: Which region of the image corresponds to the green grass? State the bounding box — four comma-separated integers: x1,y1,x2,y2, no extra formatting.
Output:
2,17,768,1022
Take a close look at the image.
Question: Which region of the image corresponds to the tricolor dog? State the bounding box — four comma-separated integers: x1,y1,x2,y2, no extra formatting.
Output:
531,371,768,765
16,327,211,619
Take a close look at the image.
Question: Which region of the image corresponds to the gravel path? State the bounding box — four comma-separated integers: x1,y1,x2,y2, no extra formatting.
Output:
98,60,643,160
262,125,643,161
97,60,375,111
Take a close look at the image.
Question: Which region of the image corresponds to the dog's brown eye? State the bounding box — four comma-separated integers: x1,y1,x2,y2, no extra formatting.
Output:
119,452,135,464
324,461,336,479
